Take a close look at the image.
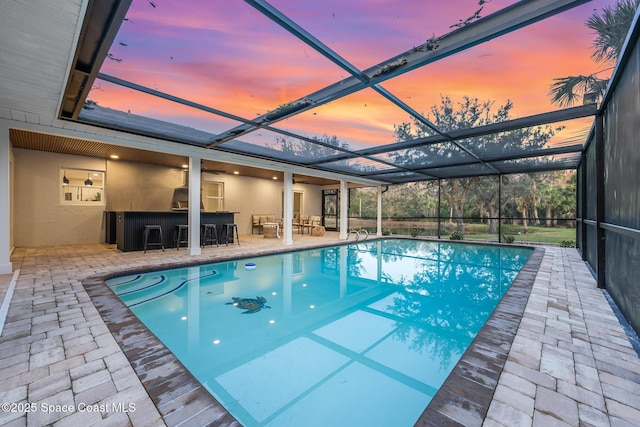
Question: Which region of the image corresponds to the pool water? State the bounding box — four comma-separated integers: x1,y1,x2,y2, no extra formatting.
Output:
107,239,532,426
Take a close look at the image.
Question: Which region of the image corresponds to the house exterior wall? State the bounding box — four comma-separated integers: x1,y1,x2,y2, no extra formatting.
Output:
13,149,106,247
105,160,185,212
216,172,322,235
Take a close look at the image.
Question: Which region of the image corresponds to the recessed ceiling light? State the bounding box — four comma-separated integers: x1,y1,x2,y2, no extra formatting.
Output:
182,164,189,169
110,155,119,159
272,176,277,180
233,171,239,175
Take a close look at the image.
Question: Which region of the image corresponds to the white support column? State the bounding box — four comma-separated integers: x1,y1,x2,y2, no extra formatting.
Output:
339,180,348,240
377,185,383,237
188,155,201,255
283,171,293,246
0,125,12,274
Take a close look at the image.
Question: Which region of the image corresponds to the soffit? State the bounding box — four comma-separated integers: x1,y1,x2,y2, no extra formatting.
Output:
9,128,337,185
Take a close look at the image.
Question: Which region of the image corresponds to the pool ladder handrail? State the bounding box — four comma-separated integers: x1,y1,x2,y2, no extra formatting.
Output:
346,229,369,241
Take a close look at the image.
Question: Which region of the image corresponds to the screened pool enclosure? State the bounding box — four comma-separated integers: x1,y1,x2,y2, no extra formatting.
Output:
61,0,607,183
48,0,640,336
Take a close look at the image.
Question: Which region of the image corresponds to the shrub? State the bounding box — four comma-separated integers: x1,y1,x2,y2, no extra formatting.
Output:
502,233,515,244
450,231,464,240
561,240,575,248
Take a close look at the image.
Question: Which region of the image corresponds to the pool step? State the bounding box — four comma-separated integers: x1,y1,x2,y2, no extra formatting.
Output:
108,271,218,307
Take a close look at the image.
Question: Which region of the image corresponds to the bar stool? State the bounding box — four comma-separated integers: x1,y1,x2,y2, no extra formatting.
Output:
223,223,240,245
143,225,164,253
174,224,189,250
201,223,219,247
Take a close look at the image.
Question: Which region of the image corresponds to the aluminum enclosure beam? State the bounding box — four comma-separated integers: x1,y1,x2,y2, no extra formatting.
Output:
311,104,597,165
209,0,589,148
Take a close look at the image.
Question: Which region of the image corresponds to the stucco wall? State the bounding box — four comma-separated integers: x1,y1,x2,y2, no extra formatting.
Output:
215,172,322,234
13,149,106,247
105,161,185,212
12,148,323,245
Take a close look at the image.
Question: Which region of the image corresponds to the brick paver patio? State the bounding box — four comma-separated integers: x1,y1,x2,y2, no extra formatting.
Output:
484,247,640,427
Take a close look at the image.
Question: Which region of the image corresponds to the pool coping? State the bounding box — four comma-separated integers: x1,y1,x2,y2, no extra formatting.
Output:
82,239,544,427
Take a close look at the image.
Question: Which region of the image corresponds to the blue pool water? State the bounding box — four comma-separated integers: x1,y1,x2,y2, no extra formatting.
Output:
107,239,532,426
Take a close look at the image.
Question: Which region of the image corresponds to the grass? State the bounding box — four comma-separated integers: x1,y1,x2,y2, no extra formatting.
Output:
469,226,576,245
353,219,577,245
378,224,575,245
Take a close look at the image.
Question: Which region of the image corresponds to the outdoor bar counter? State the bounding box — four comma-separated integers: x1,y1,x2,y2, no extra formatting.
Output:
114,211,236,252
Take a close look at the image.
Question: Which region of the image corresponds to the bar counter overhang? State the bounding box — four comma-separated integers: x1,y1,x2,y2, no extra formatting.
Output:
112,211,236,252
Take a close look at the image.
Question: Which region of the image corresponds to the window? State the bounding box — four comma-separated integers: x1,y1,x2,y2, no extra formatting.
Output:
202,181,224,211
61,169,104,205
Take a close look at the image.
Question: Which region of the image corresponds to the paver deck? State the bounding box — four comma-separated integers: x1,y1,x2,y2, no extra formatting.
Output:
0,235,638,427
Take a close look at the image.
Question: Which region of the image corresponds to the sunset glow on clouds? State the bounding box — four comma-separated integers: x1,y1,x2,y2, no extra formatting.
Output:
90,0,621,151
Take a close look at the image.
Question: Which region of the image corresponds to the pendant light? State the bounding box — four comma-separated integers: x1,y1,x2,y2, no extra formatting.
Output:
84,173,93,186
62,170,69,186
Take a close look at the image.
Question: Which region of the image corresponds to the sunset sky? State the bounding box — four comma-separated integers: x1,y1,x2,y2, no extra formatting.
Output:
89,0,620,153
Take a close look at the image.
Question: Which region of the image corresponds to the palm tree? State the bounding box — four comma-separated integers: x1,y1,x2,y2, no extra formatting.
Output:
548,74,610,107
588,0,639,62
548,0,639,106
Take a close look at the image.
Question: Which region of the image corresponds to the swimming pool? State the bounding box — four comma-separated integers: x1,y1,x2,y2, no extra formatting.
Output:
105,239,533,426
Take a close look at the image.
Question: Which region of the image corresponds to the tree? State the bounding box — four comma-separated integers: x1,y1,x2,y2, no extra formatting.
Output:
440,177,478,233
392,96,558,233
348,187,377,218
549,0,639,106
267,134,351,160
536,171,576,226
381,182,437,218
471,176,500,234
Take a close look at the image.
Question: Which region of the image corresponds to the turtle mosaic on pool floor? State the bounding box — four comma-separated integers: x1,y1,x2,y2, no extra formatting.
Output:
226,296,271,314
